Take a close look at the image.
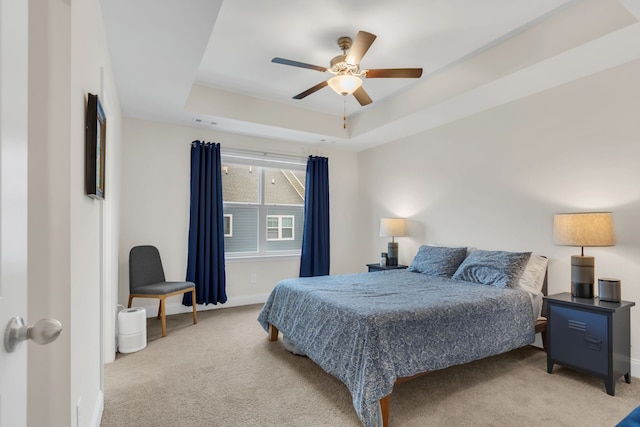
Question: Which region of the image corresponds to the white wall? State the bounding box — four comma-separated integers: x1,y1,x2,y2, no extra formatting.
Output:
119,118,359,316
28,1,72,425
28,0,121,426
358,58,640,374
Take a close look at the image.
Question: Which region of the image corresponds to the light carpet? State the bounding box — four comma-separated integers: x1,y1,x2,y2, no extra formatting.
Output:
102,304,639,426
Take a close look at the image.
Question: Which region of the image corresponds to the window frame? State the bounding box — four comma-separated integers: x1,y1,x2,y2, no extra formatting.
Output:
266,214,295,241
223,214,233,237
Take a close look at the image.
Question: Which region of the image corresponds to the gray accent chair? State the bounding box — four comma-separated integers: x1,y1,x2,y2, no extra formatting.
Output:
128,245,197,337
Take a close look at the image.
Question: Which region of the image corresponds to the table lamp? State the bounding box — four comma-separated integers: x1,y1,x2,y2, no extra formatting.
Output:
553,212,615,298
379,218,407,266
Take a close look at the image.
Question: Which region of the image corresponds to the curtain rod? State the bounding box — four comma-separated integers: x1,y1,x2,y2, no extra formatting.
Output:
220,147,309,164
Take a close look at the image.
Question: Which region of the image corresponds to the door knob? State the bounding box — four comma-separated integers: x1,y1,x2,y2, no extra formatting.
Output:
4,317,63,353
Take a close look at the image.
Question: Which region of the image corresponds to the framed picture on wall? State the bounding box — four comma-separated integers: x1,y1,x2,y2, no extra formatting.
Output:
85,93,106,200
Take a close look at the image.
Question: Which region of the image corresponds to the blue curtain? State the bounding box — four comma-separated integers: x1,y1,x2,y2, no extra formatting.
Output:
183,141,227,306
299,156,330,277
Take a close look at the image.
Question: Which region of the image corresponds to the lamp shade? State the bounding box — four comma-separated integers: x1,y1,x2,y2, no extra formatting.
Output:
553,212,615,247
327,75,362,96
379,218,407,238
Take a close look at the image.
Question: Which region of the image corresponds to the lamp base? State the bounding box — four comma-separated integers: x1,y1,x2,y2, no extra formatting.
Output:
387,242,398,266
571,255,594,298
572,282,594,298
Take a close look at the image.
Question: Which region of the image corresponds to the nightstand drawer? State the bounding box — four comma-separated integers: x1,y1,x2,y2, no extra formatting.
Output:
549,305,608,375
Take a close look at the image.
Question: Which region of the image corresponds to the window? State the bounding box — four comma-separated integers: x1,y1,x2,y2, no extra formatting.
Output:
223,214,233,237
266,215,294,241
221,152,306,258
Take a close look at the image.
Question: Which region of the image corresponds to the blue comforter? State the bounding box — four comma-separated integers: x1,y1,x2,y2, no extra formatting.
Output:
258,270,535,426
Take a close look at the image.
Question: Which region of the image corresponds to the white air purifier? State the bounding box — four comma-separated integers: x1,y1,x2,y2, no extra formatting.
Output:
118,307,147,353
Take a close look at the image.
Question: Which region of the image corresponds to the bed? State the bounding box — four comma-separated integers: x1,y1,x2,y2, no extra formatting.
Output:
258,246,548,427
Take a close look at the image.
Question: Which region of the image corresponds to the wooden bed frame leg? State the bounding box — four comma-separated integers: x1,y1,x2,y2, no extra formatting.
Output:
380,395,390,427
268,323,279,341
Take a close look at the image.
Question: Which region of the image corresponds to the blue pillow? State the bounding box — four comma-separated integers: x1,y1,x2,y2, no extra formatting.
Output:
452,249,531,289
407,245,468,278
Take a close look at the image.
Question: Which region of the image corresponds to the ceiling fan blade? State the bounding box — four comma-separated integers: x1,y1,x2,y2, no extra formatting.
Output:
272,57,328,73
352,86,372,106
293,80,329,99
364,68,423,78
345,31,377,65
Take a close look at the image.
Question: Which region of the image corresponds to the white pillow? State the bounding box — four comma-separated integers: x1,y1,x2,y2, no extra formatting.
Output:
517,254,548,294
517,254,548,321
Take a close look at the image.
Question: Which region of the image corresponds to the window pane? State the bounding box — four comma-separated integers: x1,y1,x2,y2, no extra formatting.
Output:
267,216,278,227
222,163,259,203
282,217,293,227
223,206,258,253
264,167,305,205
267,229,279,240
282,228,293,239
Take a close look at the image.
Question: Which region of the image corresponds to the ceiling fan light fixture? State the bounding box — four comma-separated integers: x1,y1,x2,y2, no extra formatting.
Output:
327,74,362,96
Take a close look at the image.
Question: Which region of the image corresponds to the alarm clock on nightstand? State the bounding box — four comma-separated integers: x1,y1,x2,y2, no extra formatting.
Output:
598,278,621,303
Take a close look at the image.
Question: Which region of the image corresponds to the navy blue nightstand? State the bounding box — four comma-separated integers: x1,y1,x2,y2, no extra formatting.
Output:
545,292,635,396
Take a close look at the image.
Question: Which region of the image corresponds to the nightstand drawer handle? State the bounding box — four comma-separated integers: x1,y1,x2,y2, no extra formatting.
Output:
584,336,602,351
568,320,587,332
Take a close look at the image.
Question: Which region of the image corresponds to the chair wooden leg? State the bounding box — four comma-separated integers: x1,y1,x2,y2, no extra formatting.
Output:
127,296,133,308
191,290,197,325
159,297,167,337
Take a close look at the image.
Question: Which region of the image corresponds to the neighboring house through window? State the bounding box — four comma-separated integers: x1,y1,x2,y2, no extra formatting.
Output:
221,151,306,258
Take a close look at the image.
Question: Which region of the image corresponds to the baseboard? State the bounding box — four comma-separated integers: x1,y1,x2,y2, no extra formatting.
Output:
90,390,104,427
131,293,270,317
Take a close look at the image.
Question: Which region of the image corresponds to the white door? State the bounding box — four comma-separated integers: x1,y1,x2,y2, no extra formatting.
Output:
0,0,29,425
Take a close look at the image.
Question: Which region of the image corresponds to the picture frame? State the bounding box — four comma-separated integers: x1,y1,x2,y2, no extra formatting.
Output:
85,93,106,200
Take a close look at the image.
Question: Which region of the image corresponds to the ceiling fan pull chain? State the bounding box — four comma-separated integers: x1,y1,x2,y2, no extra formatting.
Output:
343,96,347,129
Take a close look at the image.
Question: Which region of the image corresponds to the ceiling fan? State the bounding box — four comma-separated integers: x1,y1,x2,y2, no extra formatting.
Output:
272,31,423,107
